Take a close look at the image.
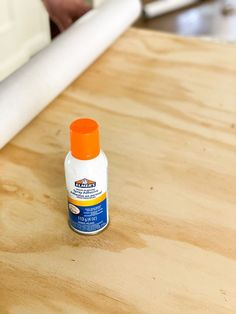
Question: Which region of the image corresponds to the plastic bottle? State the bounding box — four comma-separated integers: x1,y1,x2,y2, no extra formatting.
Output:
64,118,109,235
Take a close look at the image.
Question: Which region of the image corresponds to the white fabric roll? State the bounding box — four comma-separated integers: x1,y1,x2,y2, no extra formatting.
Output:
0,0,141,149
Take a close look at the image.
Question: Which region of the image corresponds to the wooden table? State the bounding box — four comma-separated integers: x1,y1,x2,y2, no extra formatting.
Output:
0,28,236,314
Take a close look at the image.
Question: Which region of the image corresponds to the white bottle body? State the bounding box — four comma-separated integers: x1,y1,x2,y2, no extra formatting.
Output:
64,151,109,235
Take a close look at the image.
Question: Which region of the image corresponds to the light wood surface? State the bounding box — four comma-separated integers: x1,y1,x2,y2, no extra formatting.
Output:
1,28,236,313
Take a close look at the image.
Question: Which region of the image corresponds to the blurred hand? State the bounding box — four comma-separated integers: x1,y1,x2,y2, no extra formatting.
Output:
43,0,91,31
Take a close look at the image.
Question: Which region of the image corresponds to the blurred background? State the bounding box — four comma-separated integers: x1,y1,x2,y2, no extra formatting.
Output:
137,0,236,42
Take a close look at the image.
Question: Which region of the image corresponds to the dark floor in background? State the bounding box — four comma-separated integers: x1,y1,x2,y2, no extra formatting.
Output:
136,0,236,41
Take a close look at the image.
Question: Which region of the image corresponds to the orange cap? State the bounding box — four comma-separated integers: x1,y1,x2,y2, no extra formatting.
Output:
70,118,100,160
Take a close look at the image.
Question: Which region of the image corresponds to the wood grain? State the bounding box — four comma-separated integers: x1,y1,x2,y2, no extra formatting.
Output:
0,28,236,313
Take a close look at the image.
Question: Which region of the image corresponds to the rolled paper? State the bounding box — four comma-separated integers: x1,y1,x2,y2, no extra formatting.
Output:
144,0,199,19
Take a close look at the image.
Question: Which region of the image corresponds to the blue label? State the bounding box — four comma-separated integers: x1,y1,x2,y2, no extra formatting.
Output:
69,199,107,233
